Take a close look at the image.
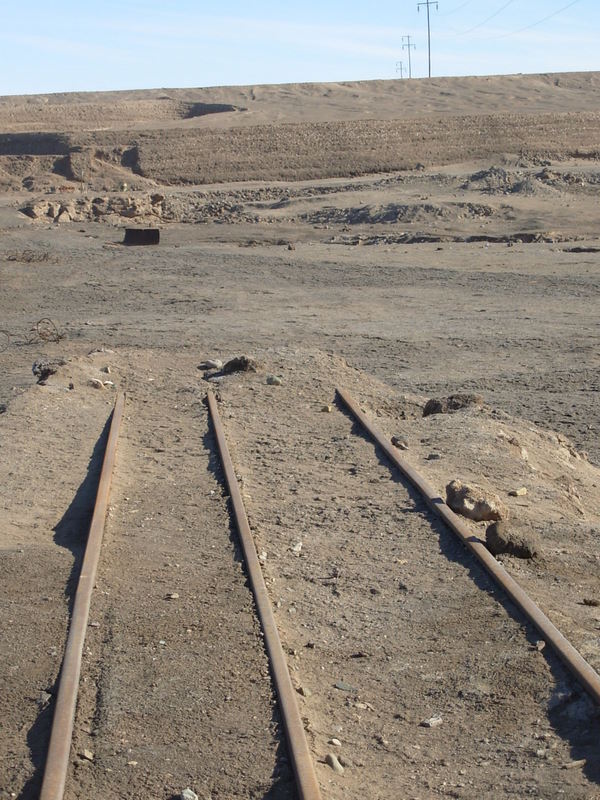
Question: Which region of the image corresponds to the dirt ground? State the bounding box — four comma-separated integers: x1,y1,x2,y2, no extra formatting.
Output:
1,73,600,800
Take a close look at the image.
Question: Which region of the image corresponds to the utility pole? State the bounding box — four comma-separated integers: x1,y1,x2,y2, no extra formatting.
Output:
402,35,416,79
417,0,439,78
395,60,404,78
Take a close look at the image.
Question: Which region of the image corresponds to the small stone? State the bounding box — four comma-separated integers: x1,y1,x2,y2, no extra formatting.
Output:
81,749,94,761
334,681,357,692
291,542,303,554
297,686,312,697
338,755,353,768
89,379,104,390
325,753,344,774
166,593,180,600
287,242,295,251
536,748,547,759
509,487,528,497
520,447,529,461
423,394,484,417
329,738,342,747
127,760,138,766
198,359,223,371
181,790,199,800
266,375,282,386
321,405,333,413
391,436,409,450
89,621,100,628
426,453,441,461
583,598,600,607
562,758,587,770
420,715,443,728
536,640,546,651
258,550,267,564
223,355,256,374
100,366,111,374
38,691,52,707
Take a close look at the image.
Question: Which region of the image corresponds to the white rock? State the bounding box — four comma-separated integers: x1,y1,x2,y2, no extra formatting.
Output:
420,714,443,728
181,790,198,800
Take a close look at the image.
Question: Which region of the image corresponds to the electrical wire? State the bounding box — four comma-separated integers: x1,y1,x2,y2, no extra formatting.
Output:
439,0,475,16
456,0,516,35
495,0,582,38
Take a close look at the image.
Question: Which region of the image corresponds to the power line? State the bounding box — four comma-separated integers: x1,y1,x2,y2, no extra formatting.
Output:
495,0,582,38
417,0,439,78
440,0,475,16
457,0,516,36
402,35,416,78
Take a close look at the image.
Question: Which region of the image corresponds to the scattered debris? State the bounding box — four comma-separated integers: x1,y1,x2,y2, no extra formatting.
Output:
80,749,94,761
321,404,333,413
446,479,508,522
423,394,484,417
32,358,66,384
509,487,528,497
266,375,282,386
391,436,409,450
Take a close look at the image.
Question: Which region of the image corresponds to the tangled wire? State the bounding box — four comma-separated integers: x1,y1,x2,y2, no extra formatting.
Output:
0,318,64,353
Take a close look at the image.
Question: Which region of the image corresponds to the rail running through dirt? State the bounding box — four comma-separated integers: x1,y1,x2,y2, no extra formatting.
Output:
40,394,125,800
336,386,600,708
207,390,323,800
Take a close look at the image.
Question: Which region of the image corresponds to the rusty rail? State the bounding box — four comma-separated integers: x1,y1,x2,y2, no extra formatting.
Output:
336,387,600,707
40,393,125,800
207,391,323,800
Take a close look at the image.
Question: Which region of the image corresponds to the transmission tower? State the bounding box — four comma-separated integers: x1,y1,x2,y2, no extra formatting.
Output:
395,61,404,78
417,0,439,78
402,35,416,79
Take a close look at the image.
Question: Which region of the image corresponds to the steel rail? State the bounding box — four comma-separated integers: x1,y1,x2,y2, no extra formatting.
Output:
40,393,125,800
336,387,600,707
207,391,323,800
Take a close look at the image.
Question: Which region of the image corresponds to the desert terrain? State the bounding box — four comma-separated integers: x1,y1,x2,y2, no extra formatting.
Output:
1,72,600,800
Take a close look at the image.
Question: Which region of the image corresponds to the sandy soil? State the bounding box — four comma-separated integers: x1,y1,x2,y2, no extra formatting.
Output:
1,73,600,800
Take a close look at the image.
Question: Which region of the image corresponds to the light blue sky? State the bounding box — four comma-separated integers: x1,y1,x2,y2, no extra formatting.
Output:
1,1,596,95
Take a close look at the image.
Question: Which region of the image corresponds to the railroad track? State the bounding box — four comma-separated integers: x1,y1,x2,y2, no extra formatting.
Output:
35,387,600,800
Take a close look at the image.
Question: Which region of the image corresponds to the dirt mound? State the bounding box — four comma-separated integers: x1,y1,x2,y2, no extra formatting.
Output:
302,202,496,226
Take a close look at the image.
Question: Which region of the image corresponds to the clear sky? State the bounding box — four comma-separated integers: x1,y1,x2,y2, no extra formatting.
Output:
1,1,597,95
